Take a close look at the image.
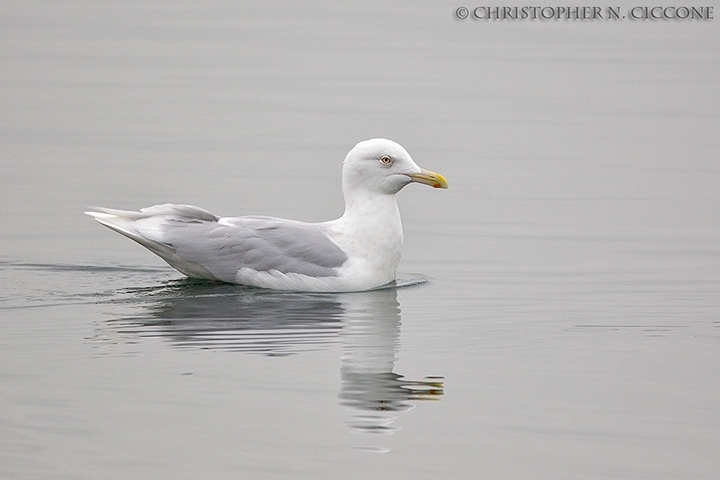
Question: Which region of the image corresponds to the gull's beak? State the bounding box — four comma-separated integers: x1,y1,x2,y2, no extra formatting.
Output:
407,169,448,189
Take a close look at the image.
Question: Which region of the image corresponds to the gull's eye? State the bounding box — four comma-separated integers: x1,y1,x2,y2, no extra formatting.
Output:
380,156,393,165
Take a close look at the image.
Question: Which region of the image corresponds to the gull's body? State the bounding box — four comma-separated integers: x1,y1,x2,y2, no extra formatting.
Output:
86,139,447,292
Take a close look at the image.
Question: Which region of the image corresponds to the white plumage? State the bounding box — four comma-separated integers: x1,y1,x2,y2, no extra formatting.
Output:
87,139,447,292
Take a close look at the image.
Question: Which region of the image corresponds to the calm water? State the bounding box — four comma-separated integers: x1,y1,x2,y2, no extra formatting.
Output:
1,1,719,479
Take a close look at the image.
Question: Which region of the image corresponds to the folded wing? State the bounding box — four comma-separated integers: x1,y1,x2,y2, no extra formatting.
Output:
86,204,348,283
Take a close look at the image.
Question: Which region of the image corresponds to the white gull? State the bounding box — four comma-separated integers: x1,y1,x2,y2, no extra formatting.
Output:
86,139,448,292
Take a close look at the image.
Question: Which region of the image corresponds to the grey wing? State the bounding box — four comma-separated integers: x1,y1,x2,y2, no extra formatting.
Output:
158,216,349,282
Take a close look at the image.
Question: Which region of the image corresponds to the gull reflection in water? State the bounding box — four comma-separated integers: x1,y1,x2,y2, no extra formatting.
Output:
106,279,346,355
338,289,444,435
103,278,444,436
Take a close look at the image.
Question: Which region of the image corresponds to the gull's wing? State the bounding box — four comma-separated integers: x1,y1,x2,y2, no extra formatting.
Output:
169,216,349,282
86,205,348,283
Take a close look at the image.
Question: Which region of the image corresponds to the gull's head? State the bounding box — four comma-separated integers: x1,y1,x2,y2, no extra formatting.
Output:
342,139,448,196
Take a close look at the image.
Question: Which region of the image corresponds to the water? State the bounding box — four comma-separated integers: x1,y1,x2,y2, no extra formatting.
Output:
1,1,719,478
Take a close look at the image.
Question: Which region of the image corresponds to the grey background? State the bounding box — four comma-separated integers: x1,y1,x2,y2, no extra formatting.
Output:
1,1,718,479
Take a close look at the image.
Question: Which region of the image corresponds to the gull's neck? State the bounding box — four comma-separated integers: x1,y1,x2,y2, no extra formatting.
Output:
341,190,402,234
324,189,404,279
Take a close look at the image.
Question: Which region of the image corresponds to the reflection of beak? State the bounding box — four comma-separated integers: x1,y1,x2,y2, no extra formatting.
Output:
407,169,449,189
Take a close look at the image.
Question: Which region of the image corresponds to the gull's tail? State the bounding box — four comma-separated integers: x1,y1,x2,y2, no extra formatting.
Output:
85,205,220,279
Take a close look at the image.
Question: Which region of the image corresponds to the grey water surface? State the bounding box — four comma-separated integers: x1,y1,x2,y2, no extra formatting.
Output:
1,1,719,479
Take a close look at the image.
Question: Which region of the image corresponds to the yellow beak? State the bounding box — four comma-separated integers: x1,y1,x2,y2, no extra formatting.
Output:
407,169,448,189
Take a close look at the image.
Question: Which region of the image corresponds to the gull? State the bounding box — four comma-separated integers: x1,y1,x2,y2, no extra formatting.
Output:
86,139,447,292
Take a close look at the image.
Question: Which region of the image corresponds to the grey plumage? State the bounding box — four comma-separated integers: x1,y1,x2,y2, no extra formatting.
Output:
87,205,348,283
